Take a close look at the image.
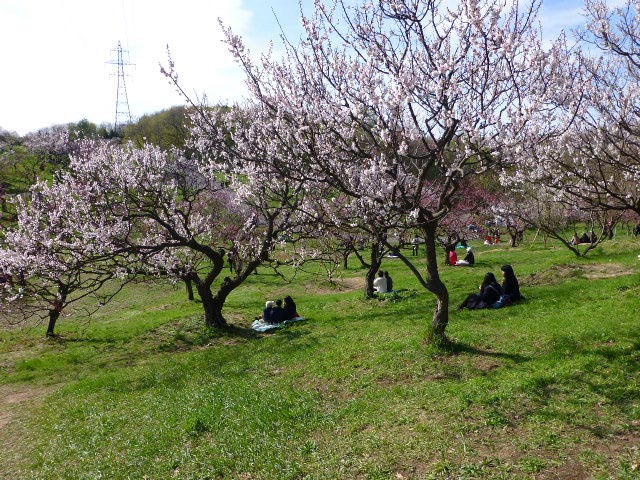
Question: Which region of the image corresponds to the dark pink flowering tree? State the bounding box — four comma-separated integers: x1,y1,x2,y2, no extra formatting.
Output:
216,0,559,342
435,182,492,265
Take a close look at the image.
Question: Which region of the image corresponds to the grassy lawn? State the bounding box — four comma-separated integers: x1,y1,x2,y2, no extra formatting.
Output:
1,234,639,479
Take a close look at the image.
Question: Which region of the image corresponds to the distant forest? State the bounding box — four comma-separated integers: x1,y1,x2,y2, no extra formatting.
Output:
0,105,194,223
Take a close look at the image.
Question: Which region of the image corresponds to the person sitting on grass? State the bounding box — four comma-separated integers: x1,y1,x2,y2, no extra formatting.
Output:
384,271,393,292
258,301,274,323
270,299,285,323
283,295,298,320
458,272,503,310
373,270,388,293
449,249,458,265
456,246,475,266
570,232,580,245
500,264,524,303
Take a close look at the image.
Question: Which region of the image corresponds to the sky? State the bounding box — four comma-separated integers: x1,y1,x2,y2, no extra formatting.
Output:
0,0,596,135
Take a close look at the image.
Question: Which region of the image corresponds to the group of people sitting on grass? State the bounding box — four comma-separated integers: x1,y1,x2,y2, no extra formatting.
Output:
484,229,501,245
449,247,475,266
570,231,598,245
458,264,523,310
257,296,299,324
374,270,394,294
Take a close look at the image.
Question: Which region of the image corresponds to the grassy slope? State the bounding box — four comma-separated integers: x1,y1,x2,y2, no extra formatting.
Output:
1,235,639,479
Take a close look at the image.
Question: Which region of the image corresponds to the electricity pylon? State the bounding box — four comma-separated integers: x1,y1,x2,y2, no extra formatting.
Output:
107,41,134,130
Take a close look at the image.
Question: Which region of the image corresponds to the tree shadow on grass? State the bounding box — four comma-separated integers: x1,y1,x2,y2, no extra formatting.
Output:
442,340,531,364
217,323,262,340
484,338,640,438
206,318,319,345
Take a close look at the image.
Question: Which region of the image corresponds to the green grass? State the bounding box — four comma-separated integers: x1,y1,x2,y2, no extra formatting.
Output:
1,233,640,479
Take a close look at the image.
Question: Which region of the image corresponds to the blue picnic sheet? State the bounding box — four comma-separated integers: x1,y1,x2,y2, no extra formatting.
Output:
251,316,305,332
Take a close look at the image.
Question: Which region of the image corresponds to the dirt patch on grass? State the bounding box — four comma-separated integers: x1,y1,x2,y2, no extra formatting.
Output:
0,349,33,374
0,384,57,479
302,276,363,295
582,263,636,279
521,428,640,479
522,263,636,286
0,384,56,429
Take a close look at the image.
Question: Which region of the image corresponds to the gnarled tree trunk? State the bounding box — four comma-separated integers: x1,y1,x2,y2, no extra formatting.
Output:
197,283,228,328
422,224,449,343
46,309,61,337
46,285,68,337
364,240,383,298
184,278,194,301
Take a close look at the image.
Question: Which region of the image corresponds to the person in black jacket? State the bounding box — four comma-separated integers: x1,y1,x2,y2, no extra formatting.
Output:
458,272,503,309
283,295,297,320
500,265,523,302
456,246,475,266
260,301,274,323
271,299,285,323
384,271,394,292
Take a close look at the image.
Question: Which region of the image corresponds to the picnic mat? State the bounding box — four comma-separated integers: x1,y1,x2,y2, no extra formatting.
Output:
251,316,305,332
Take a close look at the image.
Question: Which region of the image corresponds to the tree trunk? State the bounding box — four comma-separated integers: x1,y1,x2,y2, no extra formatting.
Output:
343,251,350,270
422,224,449,344
364,241,383,298
197,283,228,328
46,309,60,337
184,278,194,301
46,286,67,337
365,265,377,298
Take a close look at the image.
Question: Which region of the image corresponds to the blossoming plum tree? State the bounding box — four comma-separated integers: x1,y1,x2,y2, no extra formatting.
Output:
0,177,132,336
55,139,306,329
217,0,560,342
504,0,640,219
1,134,307,333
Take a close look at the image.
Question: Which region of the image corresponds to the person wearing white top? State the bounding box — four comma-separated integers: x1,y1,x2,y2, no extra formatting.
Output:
373,270,388,293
